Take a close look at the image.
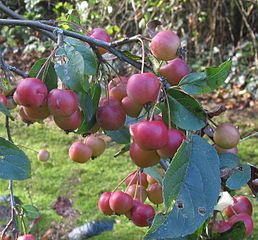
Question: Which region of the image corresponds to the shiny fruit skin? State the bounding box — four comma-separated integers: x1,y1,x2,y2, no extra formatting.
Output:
147,175,158,184
17,234,36,240
15,78,48,108
98,192,113,215
130,143,160,168
126,184,148,202
37,149,50,162
228,213,254,238
90,28,111,54
157,128,186,158
54,108,82,131
19,107,37,124
84,135,106,157
159,58,190,85
96,97,126,130
213,123,240,149
13,91,20,105
48,89,78,117
0,94,8,106
133,120,168,150
150,30,180,61
124,172,148,189
131,203,155,227
69,141,92,163
225,196,253,218
24,102,50,120
125,199,141,219
121,96,143,118
109,191,133,214
127,73,160,105
147,183,163,204
211,220,232,233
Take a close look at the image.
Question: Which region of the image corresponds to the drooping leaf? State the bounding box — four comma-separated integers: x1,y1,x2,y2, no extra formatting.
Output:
114,144,130,158
143,166,164,185
179,59,232,95
105,127,131,144
166,89,206,131
55,50,84,93
0,137,31,180
219,153,240,169
64,37,98,76
29,58,58,91
121,50,142,61
67,10,81,25
145,135,221,239
0,102,12,119
226,164,251,190
22,204,40,219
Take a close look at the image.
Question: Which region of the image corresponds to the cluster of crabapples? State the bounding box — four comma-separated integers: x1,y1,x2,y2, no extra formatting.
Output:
98,170,164,227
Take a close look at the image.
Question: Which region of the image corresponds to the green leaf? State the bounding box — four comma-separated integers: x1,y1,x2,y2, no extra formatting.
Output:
167,89,206,131
226,164,251,190
105,127,131,144
179,59,232,95
64,37,98,76
145,135,221,239
143,166,163,185
219,153,240,169
114,144,130,158
55,50,84,92
22,204,40,219
29,58,58,91
211,221,245,240
67,10,81,25
122,50,142,61
0,137,31,180
0,102,12,119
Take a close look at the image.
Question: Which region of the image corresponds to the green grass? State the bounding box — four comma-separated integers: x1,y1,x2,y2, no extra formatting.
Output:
0,110,257,239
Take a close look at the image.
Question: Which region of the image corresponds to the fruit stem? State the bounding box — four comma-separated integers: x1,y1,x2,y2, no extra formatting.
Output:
136,37,145,74
162,86,171,128
139,170,143,203
112,170,137,192
125,169,140,192
149,85,162,121
134,172,140,200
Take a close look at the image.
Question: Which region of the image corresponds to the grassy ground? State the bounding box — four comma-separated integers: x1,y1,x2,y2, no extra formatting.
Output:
0,108,257,239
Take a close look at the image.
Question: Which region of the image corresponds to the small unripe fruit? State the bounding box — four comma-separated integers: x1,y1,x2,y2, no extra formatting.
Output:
213,123,240,149
69,141,92,163
90,28,111,54
131,203,155,227
54,108,82,131
130,143,160,168
225,196,253,218
150,30,180,61
228,213,254,237
24,102,50,120
0,94,8,106
127,73,160,105
84,135,106,157
98,192,113,215
126,184,148,202
109,191,133,214
37,148,50,162
17,234,36,240
157,128,186,158
96,97,126,130
48,89,78,117
124,172,148,189
15,78,48,108
147,183,163,204
121,96,143,118
132,120,168,150
159,58,190,85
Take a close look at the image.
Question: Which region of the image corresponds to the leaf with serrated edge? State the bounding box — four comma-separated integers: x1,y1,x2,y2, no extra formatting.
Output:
0,137,31,180
145,135,220,239
179,59,232,95
167,89,206,131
